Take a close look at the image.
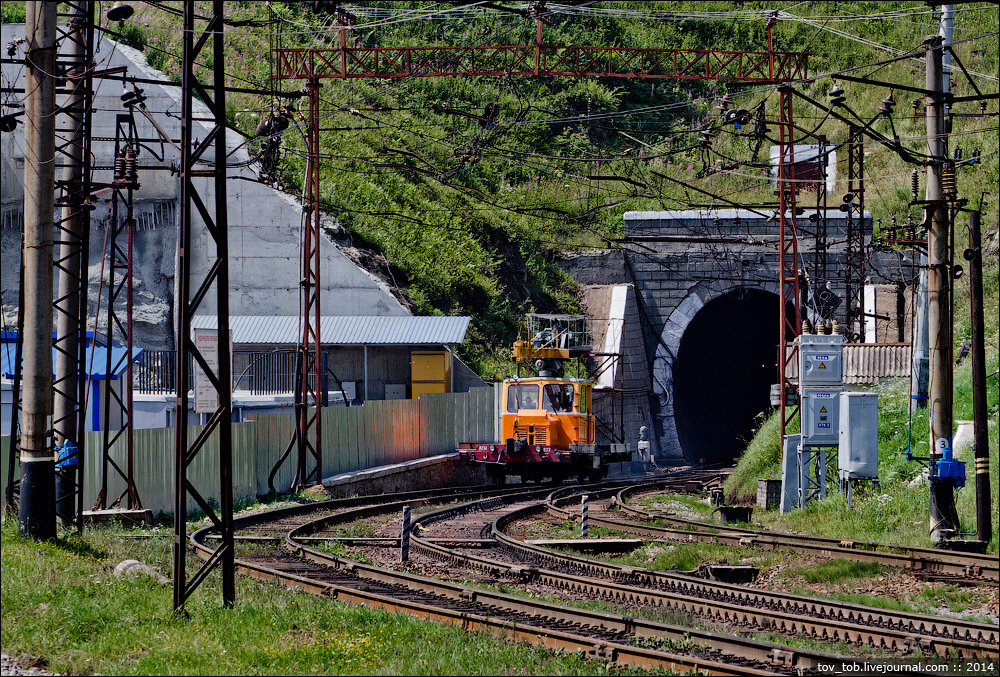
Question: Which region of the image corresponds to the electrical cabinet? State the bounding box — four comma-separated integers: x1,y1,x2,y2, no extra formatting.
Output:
797,334,845,386
411,349,451,399
838,392,878,480
800,387,842,445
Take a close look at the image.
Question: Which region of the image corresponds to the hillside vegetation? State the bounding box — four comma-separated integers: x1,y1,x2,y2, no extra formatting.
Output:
6,2,998,377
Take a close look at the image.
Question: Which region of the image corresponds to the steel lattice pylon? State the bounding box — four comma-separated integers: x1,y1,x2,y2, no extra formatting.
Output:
173,0,235,610
844,125,866,341
296,79,324,488
50,1,95,531
94,113,142,511
777,87,802,445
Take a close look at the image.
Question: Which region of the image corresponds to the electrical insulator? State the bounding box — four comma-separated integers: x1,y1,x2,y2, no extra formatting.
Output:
828,84,845,107
114,150,126,183
911,169,919,200
878,93,896,115
980,100,988,115
715,94,731,113
126,148,138,185
941,163,957,201
954,146,963,161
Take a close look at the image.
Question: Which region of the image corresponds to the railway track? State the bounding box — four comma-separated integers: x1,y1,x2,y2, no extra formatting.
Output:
602,483,999,585
189,477,877,675
406,485,997,662
188,475,994,673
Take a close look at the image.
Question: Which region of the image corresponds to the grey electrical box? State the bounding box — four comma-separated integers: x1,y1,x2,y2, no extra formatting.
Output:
797,334,845,386
385,384,407,400
780,433,801,514
800,387,842,444
838,392,879,480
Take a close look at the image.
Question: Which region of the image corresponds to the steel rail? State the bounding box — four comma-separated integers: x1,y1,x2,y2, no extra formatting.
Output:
407,487,996,660
279,485,866,673
189,482,779,675
610,484,1000,583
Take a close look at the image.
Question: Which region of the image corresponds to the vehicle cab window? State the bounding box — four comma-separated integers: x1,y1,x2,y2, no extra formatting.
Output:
542,384,575,412
507,383,540,412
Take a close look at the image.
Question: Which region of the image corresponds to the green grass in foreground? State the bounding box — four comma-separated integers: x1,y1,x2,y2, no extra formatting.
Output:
0,517,663,676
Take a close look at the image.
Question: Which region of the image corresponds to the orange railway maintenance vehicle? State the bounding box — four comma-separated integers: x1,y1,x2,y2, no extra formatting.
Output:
459,314,632,483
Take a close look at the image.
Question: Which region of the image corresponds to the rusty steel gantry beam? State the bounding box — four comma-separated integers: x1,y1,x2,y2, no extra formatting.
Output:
272,14,809,485
173,0,235,610
95,113,142,511
273,45,808,83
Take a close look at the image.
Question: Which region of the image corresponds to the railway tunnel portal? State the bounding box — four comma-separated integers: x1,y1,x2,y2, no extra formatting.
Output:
558,209,913,466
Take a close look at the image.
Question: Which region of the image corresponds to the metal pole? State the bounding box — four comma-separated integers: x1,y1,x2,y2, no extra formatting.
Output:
924,35,957,545
400,505,411,562
910,255,929,414
20,0,58,539
966,211,991,544
580,494,589,537
4,241,25,513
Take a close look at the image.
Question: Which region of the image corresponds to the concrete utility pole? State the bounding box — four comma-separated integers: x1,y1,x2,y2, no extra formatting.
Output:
966,210,991,544
912,4,956,419
924,35,958,545
20,1,58,539
939,4,955,120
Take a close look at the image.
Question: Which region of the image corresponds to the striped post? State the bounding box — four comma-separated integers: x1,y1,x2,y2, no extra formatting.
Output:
580,495,589,537
400,505,411,562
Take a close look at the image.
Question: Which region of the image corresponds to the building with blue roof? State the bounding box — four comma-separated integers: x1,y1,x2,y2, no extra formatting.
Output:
1,332,143,437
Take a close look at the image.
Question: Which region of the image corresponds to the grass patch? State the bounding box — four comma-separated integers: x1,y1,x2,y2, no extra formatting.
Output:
612,541,766,572
0,517,667,676
787,559,887,585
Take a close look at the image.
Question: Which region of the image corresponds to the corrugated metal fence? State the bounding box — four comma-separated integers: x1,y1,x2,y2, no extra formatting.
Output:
1,388,495,516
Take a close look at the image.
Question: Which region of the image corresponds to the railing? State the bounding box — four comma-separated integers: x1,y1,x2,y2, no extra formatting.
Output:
135,349,183,394
232,350,297,396
136,350,298,395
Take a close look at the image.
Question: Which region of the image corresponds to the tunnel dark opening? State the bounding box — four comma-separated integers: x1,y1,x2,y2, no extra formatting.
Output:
673,289,781,466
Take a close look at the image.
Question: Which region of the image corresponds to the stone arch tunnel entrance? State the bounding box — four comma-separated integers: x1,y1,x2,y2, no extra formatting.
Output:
673,288,781,466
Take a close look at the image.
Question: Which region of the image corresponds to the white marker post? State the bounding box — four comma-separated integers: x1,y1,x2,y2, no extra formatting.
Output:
580,495,589,537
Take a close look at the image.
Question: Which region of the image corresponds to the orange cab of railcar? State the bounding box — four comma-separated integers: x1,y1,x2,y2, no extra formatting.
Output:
499,377,594,448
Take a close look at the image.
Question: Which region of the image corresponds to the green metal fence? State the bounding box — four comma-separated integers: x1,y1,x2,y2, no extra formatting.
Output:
1,387,495,516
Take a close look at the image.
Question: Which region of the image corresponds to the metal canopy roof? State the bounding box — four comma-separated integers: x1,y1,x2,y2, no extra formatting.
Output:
191,315,471,346
1,342,143,381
